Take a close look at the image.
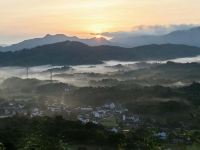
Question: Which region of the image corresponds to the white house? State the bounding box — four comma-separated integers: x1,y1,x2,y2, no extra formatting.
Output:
155,132,167,140
93,111,100,118
104,103,116,109
123,114,140,123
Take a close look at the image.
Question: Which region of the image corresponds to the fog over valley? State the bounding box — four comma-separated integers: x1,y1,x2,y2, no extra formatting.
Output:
0,55,199,87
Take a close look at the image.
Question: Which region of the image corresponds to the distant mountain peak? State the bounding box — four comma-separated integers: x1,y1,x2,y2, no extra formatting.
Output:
111,26,200,48
44,34,52,37
190,26,200,31
44,34,69,38
3,26,200,52
0,34,110,52
91,37,107,41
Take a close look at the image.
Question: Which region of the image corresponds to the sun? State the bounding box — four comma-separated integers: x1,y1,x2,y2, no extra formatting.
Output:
89,24,110,35
95,34,103,38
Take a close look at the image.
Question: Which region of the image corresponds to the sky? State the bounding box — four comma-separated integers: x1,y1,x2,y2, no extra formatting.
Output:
0,0,200,44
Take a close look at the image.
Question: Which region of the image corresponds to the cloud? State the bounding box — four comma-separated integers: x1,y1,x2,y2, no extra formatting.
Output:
100,24,199,40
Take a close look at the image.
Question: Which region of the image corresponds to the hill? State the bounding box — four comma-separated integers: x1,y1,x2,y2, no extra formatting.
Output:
0,41,200,66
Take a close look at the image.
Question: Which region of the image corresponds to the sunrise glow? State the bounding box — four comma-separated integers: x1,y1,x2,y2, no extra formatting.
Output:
0,0,200,43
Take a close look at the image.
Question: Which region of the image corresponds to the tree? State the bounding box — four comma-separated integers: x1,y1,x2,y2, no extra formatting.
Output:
18,132,58,150
0,143,6,150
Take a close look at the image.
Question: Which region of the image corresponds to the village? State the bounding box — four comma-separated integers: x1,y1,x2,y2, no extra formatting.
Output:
1,99,199,146
0,100,141,131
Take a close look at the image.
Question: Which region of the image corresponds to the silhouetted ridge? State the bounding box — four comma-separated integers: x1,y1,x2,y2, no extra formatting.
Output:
0,41,200,66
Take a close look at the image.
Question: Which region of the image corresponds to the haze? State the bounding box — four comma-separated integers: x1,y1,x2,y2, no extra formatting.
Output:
1,0,200,44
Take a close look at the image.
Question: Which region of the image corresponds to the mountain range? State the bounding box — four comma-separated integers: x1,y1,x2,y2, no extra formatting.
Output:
0,34,110,52
0,41,200,66
1,27,200,51
112,27,200,47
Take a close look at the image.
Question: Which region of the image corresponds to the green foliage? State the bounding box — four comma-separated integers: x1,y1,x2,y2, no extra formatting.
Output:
186,144,200,150
19,132,56,150
0,116,199,150
0,116,123,150
0,143,6,150
123,128,162,150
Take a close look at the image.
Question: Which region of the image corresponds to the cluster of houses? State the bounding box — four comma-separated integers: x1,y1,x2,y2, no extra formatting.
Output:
0,100,44,118
76,102,141,131
3,100,194,143
0,101,25,118
0,100,141,131
3,100,198,144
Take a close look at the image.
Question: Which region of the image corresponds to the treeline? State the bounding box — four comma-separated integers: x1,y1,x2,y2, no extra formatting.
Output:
0,116,120,150
0,116,165,150
65,82,200,106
